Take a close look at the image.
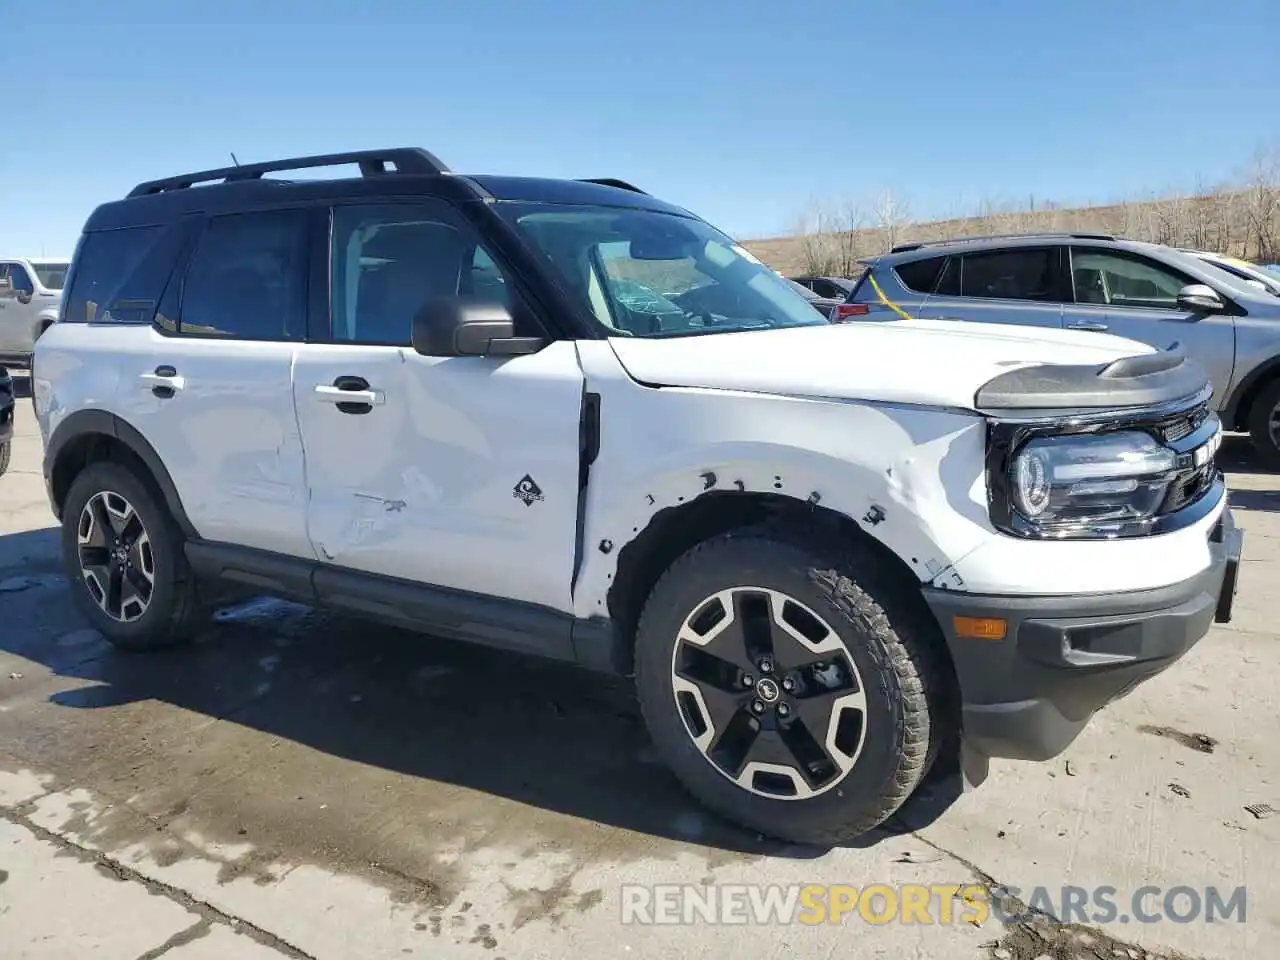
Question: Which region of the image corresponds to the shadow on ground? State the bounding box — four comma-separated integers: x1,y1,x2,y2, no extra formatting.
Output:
0,525,962,860
1219,434,1278,478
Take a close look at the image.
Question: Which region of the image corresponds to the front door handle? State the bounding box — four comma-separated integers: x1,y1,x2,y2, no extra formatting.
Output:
138,366,184,399
314,376,384,415
1067,321,1109,332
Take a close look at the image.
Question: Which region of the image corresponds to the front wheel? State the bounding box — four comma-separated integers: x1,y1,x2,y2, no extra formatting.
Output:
634,526,948,845
1247,378,1280,470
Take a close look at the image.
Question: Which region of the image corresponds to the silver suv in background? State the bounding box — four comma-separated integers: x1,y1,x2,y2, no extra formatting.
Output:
845,233,1280,465
0,257,68,366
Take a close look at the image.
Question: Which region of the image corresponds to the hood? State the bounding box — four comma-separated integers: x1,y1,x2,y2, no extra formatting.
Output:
607,319,1154,411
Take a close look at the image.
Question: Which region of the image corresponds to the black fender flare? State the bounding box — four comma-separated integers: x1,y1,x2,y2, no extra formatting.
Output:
44,409,197,538
1223,356,1280,431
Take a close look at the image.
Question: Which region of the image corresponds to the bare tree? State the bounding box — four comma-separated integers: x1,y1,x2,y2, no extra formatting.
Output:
1242,148,1279,262
791,201,838,276
829,199,869,276
870,189,913,253
1118,198,1157,243
778,145,1280,278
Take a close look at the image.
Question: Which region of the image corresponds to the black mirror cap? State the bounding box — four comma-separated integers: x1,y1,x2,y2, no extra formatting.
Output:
411,298,545,357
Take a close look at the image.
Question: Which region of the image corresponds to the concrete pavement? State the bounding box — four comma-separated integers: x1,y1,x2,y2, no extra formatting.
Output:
1,378,1276,959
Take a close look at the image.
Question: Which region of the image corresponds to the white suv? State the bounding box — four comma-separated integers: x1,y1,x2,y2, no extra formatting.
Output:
0,256,68,365
32,149,1242,844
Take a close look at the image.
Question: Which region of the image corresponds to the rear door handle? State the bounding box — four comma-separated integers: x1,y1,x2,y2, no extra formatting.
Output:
139,366,184,399
1067,321,1109,332
314,376,384,415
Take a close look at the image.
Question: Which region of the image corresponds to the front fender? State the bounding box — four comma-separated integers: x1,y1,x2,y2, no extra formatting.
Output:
1223,336,1280,430
570,383,994,620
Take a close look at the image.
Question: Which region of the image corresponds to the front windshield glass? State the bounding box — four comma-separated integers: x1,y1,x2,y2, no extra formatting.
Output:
498,204,826,337
1188,255,1280,298
32,262,69,290
1214,258,1280,295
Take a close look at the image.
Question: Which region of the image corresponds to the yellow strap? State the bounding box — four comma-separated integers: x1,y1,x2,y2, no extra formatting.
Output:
866,271,914,322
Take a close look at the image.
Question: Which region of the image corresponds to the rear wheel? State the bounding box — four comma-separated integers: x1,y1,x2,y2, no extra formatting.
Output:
1246,378,1280,469
61,461,204,650
634,525,948,845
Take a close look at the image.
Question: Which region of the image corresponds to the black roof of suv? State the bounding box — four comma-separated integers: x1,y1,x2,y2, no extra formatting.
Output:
85,148,694,233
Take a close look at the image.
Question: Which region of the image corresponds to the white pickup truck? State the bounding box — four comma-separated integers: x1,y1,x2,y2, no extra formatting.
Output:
0,257,67,366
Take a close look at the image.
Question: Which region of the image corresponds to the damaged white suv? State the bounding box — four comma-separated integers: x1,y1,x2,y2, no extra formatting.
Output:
33,149,1242,844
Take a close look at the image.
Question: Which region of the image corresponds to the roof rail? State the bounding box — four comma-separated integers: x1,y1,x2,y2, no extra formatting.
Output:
890,232,1117,254
126,148,450,198
578,178,648,195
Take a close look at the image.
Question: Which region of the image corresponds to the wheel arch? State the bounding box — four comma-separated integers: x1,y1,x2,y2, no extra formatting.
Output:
46,410,197,539
1223,354,1280,432
605,490,948,677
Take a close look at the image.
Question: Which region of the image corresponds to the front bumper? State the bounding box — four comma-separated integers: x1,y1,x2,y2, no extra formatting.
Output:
923,507,1242,764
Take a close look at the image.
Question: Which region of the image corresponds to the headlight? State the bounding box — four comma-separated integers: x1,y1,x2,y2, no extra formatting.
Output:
1008,431,1177,530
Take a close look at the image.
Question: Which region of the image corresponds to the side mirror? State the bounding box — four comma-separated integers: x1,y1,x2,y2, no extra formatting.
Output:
16,290,32,305
1176,283,1225,314
411,298,545,358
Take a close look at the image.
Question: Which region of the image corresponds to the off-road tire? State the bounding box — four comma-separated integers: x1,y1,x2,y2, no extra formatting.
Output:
61,460,203,650
0,441,10,477
1247,378,1280,470
634,523,951,846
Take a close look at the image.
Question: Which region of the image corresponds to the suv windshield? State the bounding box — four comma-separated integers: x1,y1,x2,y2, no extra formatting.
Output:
498,204,826,337
32,262,70,290
1202,256,1280,296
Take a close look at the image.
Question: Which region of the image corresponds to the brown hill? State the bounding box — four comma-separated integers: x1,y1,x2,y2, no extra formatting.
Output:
741,159,1280,278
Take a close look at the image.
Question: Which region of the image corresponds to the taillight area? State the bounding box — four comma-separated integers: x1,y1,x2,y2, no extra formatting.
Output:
830,303,870,322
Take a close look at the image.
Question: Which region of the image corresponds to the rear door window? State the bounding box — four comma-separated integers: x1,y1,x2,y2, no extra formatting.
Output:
959,248,1058,301
179,210,309,339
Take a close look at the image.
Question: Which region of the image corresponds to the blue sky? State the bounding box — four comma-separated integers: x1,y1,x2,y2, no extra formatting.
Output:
4,0,1278,256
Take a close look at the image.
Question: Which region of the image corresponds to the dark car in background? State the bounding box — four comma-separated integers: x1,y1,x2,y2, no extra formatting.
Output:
789,275,857,300
786,278,844,319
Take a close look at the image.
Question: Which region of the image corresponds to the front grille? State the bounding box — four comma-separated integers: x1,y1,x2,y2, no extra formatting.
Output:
1155,405,1209,444
1152,400,1218,517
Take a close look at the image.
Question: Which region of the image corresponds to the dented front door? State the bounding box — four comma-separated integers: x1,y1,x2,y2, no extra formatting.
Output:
293,199,586,614
293,343,586,613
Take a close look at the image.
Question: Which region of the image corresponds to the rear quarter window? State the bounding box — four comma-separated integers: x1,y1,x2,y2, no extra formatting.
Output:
62,226,170,324
894,256,951,294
